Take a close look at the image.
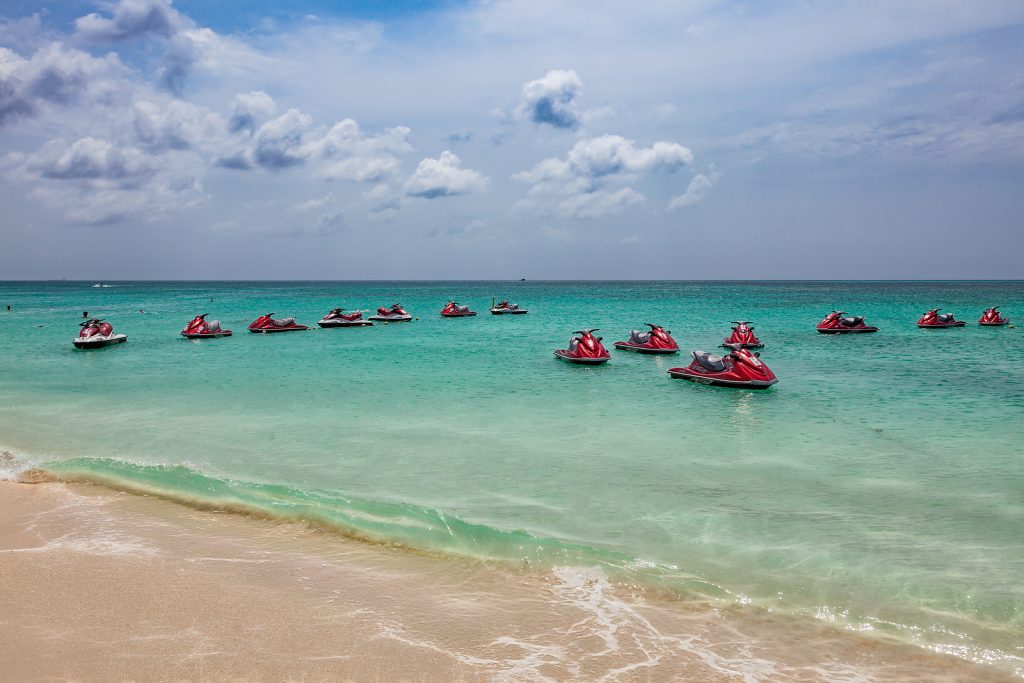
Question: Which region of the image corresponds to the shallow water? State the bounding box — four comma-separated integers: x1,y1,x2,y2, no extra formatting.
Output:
1,280,1022,676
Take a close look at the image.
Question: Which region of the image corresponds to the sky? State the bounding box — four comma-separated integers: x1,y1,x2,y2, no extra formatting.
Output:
1,0,1022,280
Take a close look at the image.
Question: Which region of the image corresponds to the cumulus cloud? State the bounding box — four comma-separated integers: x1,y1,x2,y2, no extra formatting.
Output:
514,134,693,218
668,167,720,210
132,98,218,151
215,95,412,181
515,134,693,193
404,151,488,199
4,135,204,224
27,137,154,181
72,0,254,95
304,119,412,182
228,90,276,134
517,69,583,129
0,44,127,125
73,0,184,43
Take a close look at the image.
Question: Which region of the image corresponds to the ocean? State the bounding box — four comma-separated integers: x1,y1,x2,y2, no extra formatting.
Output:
1,280,1022,677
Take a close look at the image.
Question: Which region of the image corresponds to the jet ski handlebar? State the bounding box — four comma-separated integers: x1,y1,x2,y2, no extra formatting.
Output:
573,328,599,335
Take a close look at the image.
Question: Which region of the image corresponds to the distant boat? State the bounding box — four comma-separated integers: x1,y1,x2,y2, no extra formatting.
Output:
92,283,113,288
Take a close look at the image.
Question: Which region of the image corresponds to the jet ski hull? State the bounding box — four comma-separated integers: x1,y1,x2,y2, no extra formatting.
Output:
181,331,233,338
249,326,308,333
979,321,1009,326
491,308,528,315
553,350,609,364
917,322,966,328
441,312,477,317
613,342,678,354
817,327,878,334
667,368,776,388
368,315,412,322
318,320,373,327
73,334,127,349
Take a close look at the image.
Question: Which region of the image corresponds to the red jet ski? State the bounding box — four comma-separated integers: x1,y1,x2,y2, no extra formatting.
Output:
668,346,777,389
440,301,477,317
613,323,679,354
722,321,763,349
247,313,309,333
816,311,878,334
318,308,373,328
368,304,413,322
979,307,1009,326
73,318,127,349
181,314,232,339
491,300,528,315
917,309,966,328
554,329,610,364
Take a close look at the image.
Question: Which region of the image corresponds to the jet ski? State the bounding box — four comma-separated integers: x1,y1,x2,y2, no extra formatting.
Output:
491,300,528,315
181,314,232,338
247,313,309,333
554,329,610,364
722,321,763,349
979,307,1009,326
917,309,966,328
440,301,477,317
668,346,777,389
613,323,679,354
368,304,413,322
816,311,878,334
73,318,127,349
318,308,373,327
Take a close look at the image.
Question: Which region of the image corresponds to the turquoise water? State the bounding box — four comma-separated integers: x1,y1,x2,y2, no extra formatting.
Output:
1,281,1022,673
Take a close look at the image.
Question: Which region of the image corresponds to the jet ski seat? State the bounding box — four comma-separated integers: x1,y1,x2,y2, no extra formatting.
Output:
841,316,862,326
272,317,296,327
936,313,954,323
206,319,222,332
629,330,650,344
692,351,726,372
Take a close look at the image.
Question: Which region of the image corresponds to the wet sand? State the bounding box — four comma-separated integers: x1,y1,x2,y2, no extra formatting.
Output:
0,479,1014,682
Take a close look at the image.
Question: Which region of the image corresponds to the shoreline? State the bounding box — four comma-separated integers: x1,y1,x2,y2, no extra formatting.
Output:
0,478,1015,681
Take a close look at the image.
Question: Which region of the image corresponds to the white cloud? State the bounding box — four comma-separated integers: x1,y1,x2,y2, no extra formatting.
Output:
558,187,646,219
668,167,720,210
515,135,693,194
73,0,185,43
0,44,128,125
4,136,204,224
404,151,488,198
513,134,695,218
228,90,276,133
516,68,583,129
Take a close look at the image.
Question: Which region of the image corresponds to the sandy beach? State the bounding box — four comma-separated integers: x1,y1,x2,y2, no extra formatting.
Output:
0,478,1013,682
